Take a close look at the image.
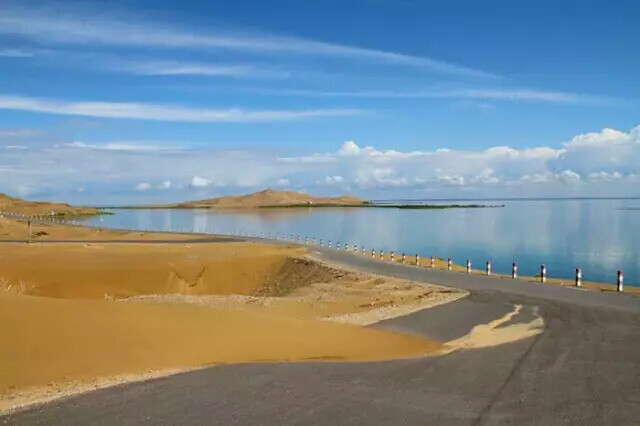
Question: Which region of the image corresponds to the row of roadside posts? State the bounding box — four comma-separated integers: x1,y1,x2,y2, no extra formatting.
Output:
252,231,625,293
0,210,625,293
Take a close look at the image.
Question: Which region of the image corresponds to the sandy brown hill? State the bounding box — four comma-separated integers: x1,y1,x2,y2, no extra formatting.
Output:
0,192,99,217
172,189,366,209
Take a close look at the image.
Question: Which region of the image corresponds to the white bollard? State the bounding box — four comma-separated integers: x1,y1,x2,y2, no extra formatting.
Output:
328,240,332,248
486,261,492,276
431,256,435,268
353,244,357,253
362,247,366,255
466,259,471,274
372,249,376,258
617,270,624,292
402,253,406,264
415,254,419,266
391,251,395,262
336,241,340,250
447,257,452,271
512,262,518,279
575,268,582,287
541,265,547,283
305,236,309,244
380,250,384,260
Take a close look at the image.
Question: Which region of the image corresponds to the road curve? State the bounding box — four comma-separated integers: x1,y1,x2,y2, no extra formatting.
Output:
2,236,639,425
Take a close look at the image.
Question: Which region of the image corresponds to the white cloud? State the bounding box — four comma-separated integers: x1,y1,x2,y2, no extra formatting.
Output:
190,176,212,188
322,175,344,185
556,170,581,183
248,88,613,104
63,141,173,152
564,128,631,149
2,125,638,203
0,94,363,123
520,173,550,183
338,141,361,156
0,5,498,78
134,182,151,191
112,60,289,79
471,168,499,184
549,125,640,177
587,171,623,181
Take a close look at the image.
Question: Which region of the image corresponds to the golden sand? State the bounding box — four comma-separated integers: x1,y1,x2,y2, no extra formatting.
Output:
0,216,207,242
0,218,467,412
0,192,98,217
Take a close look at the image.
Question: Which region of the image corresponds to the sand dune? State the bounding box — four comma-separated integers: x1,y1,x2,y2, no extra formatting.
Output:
0,219,465,412
0,192,98,217
154,189,366,209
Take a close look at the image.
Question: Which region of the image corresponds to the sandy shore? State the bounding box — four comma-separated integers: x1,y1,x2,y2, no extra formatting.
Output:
0,217,468,413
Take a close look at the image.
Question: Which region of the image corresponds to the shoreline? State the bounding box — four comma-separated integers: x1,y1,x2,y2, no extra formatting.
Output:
1,215,636,292
96,203,504,210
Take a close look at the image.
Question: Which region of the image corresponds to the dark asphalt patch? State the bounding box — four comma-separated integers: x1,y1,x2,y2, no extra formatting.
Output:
372,292,515,341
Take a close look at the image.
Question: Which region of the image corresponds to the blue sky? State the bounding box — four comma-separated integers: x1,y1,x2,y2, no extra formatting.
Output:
0,0,638,204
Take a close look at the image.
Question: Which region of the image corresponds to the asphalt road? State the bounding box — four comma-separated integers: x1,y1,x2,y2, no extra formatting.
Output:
2,239,640,425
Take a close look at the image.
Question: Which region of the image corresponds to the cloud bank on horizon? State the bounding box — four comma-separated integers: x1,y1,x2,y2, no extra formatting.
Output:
0,1,638,203
2,125,638,204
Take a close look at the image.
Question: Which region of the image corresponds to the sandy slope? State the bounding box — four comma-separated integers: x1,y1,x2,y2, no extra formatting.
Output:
0,219,465,412
0,193,98,216
0,217,208,242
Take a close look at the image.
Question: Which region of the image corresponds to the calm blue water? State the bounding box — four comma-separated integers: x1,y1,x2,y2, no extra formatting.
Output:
87,199,640,287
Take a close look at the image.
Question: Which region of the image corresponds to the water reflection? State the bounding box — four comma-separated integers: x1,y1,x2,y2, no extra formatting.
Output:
90,199,640,286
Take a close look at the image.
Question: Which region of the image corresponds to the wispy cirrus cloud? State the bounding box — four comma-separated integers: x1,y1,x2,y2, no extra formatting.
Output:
111,60,290,79
61,141,178,152
0,48,36,58
0,4,499,79
243,87,619,104
0,94,364,122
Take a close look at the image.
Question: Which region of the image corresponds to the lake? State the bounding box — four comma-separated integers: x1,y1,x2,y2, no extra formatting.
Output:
87,198,640,287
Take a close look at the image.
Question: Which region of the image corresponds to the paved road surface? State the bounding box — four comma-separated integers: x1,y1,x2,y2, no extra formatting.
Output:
2,238,639,425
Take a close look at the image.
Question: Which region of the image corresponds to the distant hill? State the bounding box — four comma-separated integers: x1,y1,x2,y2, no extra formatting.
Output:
166,189,367,209
0,192,99,216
